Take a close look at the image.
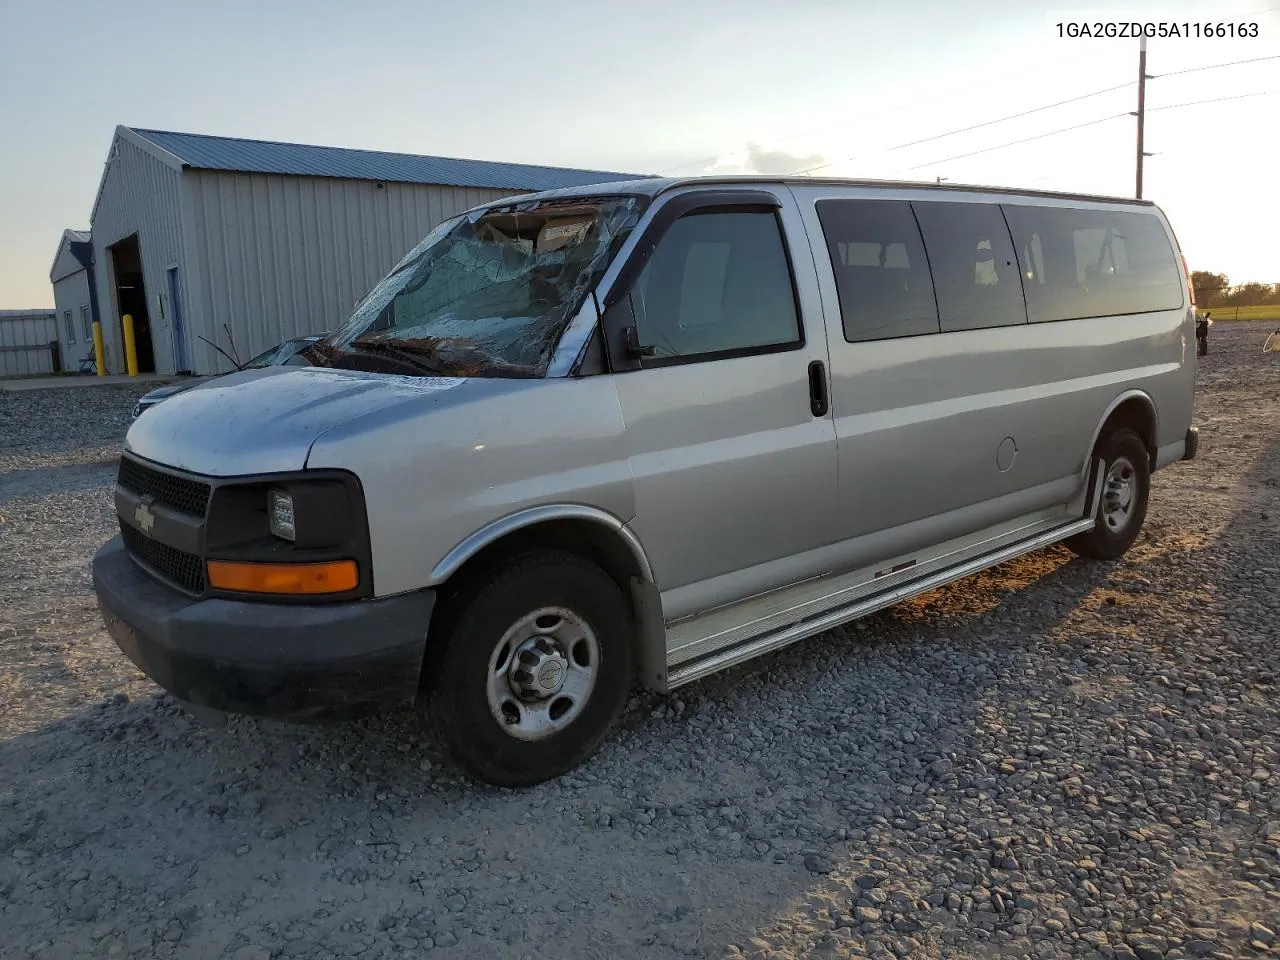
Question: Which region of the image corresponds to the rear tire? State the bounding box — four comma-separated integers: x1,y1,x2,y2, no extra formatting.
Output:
1066,428,1150,561
420,551,634,787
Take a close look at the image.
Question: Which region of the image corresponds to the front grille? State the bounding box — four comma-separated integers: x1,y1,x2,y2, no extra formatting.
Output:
120,522,207,594
117,457,211,518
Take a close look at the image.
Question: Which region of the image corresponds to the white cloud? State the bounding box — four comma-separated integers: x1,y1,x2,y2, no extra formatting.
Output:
701,142,827,176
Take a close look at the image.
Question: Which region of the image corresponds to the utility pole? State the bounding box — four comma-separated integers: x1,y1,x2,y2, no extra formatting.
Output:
1135,36,1148,198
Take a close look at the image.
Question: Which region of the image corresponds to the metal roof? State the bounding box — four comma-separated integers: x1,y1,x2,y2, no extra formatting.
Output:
50,229,93,282
0,309,57,319
128,128,648,191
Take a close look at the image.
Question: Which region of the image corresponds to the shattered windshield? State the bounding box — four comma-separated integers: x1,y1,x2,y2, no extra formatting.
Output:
323,196,643,377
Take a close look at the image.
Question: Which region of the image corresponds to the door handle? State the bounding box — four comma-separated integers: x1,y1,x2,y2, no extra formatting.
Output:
808,360,829,418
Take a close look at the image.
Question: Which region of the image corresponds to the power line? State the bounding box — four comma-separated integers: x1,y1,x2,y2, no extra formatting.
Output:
792,83,1138,177
659,51,1280,177
655,82,997,175
899,113,1131,173
900,89,1277,175
655,86,956,175
655,57,1135,175
1154,53,1280,78
1147,89,1279,112
887,82,1134,153
779,49,1277,177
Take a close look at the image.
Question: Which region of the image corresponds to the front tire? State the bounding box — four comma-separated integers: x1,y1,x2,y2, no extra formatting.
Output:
421,552,635,787
1066,428,1151,561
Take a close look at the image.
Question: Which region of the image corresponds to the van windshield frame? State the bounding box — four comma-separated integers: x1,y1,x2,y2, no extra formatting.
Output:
322,195,646,378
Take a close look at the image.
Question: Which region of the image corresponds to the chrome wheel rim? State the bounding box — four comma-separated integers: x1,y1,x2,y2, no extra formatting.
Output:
1101,456,1137,533
485,607,599,741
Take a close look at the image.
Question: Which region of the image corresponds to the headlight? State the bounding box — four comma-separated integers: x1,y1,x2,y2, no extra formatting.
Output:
203,472,371,601
268,489,296,541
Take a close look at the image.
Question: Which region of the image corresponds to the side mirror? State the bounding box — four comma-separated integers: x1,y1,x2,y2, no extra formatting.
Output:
600,293,649,370
623,325,656,358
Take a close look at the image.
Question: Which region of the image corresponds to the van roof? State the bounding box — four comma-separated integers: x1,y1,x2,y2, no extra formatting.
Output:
475,175,1157,210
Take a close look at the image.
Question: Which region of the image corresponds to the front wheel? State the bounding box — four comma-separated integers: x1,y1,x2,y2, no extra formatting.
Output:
1065,427,1151,561
420,552,635,787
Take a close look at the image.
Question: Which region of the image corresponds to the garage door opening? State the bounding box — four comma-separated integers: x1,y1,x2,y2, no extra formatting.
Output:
109,235,155,373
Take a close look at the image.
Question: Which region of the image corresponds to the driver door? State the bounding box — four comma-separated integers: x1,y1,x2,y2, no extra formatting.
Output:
600,188,839,620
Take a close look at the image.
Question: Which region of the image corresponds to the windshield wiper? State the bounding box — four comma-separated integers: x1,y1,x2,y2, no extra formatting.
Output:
345,339,453,376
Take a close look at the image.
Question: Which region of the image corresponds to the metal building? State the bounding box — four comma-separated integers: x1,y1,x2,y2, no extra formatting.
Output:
82,126,642,375
50,229,99,371
0,310,60,377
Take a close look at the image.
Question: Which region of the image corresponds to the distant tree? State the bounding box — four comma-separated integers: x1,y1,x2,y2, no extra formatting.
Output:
1191,270,1229,306
1224,281,1276,307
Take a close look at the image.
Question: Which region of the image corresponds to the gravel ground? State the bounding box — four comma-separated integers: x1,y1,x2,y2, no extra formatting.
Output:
2,325,1278,960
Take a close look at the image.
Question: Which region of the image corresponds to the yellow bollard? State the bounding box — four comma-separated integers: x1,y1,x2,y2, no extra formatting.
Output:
122,313,139,377
92,320,107,377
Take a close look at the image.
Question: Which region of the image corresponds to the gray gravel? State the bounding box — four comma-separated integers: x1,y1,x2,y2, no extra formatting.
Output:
2,326,1279,960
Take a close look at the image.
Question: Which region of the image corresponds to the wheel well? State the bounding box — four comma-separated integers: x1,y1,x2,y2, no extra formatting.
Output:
432,519,645,629
1098,396,1157,467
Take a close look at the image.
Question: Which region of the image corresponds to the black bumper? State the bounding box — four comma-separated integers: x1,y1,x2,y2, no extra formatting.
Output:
1183,426,1199,462
92,536,435,721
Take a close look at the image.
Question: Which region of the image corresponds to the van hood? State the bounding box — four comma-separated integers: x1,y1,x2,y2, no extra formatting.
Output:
123,366,519,476
139,381,199,403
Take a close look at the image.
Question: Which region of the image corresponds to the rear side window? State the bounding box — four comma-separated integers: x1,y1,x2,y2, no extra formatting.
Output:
815,199,940,342
1002,205,1184,322
911,201,1027,332
632,211,801,361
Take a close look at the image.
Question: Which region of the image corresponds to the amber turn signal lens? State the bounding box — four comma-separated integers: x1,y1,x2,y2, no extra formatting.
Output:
206,559,358,595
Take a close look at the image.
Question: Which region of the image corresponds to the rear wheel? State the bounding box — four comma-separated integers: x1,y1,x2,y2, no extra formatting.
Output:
421,552,635,787
1066,427,1151,561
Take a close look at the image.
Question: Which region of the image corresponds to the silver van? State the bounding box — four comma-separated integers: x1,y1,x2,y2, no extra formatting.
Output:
92,177,1200,786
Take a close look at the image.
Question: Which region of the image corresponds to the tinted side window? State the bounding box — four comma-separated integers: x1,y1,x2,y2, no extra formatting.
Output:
815,199,939,342
633,211,800,360
911,201,1027,332
1002,205,1184,322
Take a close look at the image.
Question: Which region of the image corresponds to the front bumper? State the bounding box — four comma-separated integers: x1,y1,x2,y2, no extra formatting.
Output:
92,536,435,720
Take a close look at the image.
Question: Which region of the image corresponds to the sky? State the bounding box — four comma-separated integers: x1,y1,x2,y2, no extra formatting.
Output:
0,0,1277,307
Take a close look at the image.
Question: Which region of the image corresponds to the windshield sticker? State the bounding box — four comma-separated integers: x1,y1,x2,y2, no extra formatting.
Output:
384,375,467,391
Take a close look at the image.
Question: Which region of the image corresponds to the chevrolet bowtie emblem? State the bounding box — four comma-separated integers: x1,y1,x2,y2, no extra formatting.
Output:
133,501,156,535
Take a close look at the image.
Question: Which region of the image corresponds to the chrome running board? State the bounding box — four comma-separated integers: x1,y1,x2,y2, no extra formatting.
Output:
660,512,1100,691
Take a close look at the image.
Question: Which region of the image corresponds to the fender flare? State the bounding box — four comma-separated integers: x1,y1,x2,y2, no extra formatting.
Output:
429,504,655,585
1081,388,1159,479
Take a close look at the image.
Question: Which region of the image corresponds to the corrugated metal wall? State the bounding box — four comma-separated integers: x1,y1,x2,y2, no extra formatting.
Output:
90,134,186,375
0,311,60,376
182,172,516,373
52,271,94,366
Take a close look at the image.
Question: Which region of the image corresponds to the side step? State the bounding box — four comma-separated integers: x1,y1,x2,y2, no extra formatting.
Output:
664,514,1095,690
